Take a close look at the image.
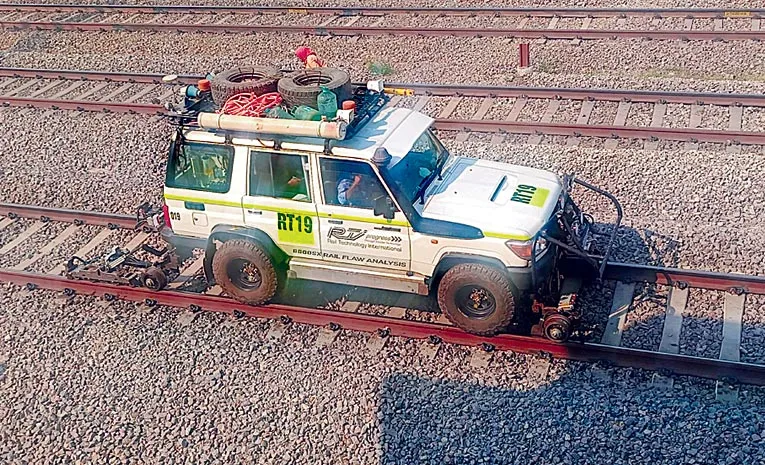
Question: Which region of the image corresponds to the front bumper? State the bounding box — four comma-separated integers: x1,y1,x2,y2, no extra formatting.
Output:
506,245,556,292
535,175,623,279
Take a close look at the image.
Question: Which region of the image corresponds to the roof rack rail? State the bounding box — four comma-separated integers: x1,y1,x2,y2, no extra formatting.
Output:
163,81,391,142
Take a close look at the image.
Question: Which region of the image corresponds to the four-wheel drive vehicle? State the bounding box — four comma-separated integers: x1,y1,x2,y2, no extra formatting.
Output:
159,78,619,341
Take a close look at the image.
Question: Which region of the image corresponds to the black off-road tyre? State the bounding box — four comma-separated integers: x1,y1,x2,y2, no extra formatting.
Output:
211,66,282,105
277,67,352,109
437,263,517,336
142,266,168,291
211,240,278,305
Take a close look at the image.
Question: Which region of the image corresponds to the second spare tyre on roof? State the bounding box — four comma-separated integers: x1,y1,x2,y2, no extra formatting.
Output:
211,66,282,105
278,68,352,109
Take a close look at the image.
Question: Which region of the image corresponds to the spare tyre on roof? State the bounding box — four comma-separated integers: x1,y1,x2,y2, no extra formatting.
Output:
278,68,352,109
211,66,282,105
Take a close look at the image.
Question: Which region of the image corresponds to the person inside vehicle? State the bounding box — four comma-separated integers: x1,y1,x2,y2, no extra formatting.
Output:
295,46,325,69
273,155,308,200
337,171,375,209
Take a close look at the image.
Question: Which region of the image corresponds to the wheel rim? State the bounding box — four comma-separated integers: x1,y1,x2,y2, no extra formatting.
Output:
227,258,263,290
145,277,157,290
543,314,571,342
455,285,497,319
231,71,267,83
293,72,333,86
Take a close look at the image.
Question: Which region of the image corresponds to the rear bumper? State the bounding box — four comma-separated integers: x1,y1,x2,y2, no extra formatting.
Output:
160,228,206,251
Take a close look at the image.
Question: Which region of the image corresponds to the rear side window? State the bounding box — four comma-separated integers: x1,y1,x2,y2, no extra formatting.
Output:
249,151,312,202
166,141,234,194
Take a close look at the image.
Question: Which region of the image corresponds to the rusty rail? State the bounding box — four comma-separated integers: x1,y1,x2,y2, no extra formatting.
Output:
433,119,765,145
0,96,164,114
3,67,765,107
1,94,763,145
604,262,765,294
0,4,762,18
1,20,763,41
1,266,764,385
0,203,138,229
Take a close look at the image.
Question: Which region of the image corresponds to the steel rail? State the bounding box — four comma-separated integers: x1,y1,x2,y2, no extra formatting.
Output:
2,96,763,145
0,96,164,114
1,267,764,385
434,119,765,145
1,21,764,41
3,67,765,108
0,203,138,229
0,4,762,18
604,262,765,294
0,67,202,84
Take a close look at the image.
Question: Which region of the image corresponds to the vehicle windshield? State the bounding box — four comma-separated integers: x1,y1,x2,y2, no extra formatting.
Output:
385,129,449,205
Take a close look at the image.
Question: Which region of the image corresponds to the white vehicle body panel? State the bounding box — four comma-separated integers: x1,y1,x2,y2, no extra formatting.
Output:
163,108,563,293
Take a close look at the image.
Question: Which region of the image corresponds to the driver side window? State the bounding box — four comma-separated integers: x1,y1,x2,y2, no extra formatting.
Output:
319,158,388,210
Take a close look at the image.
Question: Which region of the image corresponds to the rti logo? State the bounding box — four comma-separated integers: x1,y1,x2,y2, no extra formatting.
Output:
327,227,366,241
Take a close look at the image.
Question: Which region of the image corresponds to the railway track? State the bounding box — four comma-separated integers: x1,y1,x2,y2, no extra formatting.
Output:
0,67,764,148
1,202,765,392
0,4,763,41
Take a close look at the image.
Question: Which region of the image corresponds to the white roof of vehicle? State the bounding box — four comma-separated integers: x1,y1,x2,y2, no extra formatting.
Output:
333,107,435,159
184,107,435,160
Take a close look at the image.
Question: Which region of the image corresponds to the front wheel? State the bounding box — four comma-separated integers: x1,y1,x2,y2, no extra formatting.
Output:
211,240,278,305
437,263,517,336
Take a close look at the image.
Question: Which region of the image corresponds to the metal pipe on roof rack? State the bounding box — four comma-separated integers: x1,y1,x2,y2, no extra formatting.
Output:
197,112,347,140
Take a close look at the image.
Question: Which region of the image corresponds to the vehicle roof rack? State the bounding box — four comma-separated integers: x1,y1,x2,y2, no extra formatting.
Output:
163,81,391,144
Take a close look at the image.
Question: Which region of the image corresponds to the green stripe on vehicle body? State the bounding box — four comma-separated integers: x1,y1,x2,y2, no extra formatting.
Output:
243,203,317,217
164,193,241,208
165,194,409,227
317,212,409,227
483,231,532,241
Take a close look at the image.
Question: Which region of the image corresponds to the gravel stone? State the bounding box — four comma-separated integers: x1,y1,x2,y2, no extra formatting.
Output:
619,284,667,351
2,283,765,464
741,295,765,364
0,108,167,214
0,221,67,268
679,289,724,359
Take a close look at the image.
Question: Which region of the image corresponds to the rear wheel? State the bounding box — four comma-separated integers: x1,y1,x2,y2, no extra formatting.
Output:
212,240,278,305
437,263,516,336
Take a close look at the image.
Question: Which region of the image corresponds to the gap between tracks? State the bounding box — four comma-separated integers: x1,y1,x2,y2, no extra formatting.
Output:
2,67,765,108
0,4,762,18
0,20,764,41
1,95,763,145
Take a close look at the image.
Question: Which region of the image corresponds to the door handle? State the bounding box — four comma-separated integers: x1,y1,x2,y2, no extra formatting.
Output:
328,219,343,225
184,201,205,211
247,209,262,215
374,226,401,232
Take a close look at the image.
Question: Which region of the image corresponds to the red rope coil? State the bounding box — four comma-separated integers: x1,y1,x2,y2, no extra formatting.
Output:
219,92,283,117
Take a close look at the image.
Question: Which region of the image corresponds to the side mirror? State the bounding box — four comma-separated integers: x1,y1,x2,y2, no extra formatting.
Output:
373,195,396,220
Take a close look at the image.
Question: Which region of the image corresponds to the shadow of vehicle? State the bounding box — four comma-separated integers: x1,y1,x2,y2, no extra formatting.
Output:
376,344,765,465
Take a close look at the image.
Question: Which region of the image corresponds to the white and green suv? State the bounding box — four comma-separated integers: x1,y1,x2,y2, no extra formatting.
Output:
159,81,614,340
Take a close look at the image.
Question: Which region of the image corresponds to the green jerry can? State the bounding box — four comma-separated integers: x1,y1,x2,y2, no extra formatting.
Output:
317,85,338,119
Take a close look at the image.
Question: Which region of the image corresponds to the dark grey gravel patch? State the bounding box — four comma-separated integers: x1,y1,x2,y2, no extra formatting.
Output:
4,283,765,464
577,280,615,341
741,295,765,364
621,283,666,351
679,289,723,360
